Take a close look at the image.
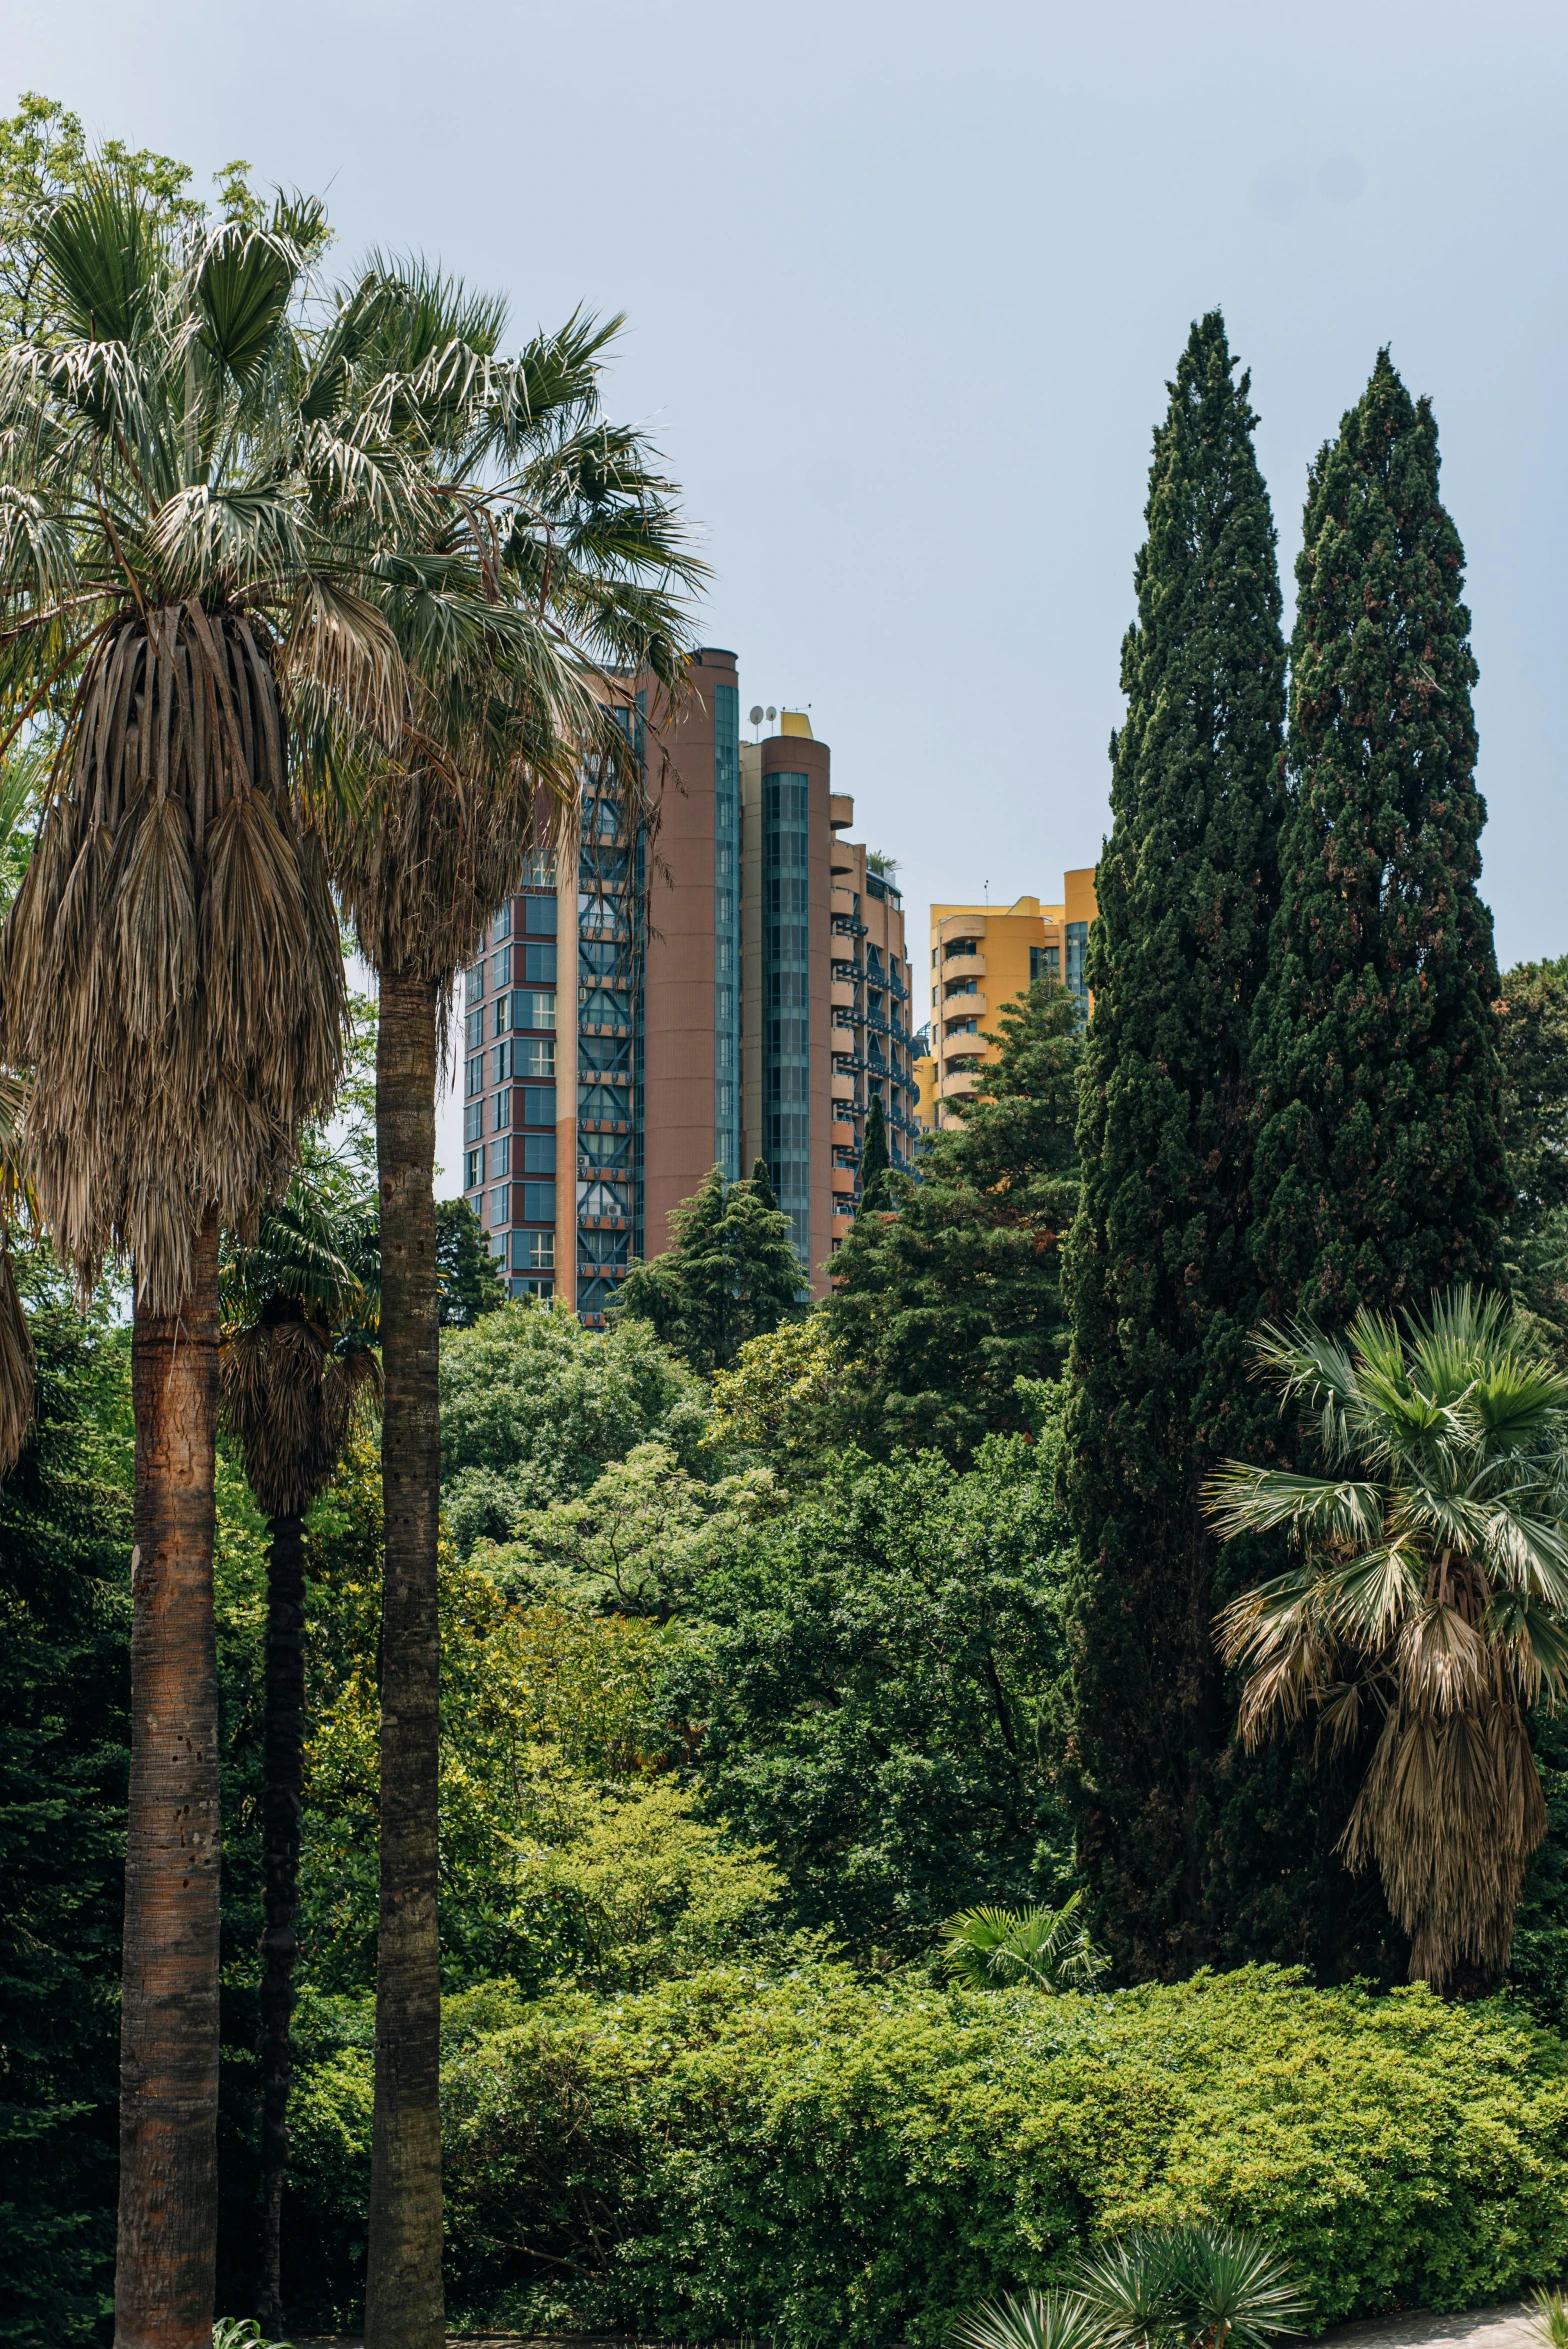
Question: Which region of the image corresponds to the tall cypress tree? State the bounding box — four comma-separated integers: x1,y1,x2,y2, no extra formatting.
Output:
1065,313,1287,1978
1249,351,1507,1320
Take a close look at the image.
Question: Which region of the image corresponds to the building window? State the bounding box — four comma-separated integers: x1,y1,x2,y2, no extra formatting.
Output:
490,947,512,993
522,1132,556,1174
522,1084,556,1126
524,894,558,937
1031,944,1061,983
518,1038,555,1079
523,941,557,983
521,1181,556,1223
489,1137,510,1179
944,936,979,961
464,959,485,1007
1066,921,1089,1010
714,679,741,1182
489,1186,509,1227
492,903,512,943
515,989,557,1032
511,1229,555,1272
464,1005,485,1053
465,1147,483,1190
493,993,512,1038
492,1088,511,1130
944,976,978,999
465,1054,484,1098
464,1101,483,1143
763,771,812,1277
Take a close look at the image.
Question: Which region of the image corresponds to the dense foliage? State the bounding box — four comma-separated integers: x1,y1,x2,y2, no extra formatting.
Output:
1248,351,1508,1324
615,1164,804,1375
664,1416,1077,1954
1065,312,1289,1979
828,979,1081,1461
290,1963,1568,2345
0,1253,130,2347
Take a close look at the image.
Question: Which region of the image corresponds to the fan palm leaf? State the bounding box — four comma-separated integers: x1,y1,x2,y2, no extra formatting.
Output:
941,1892,1108,1991
1206,1287,1568,1986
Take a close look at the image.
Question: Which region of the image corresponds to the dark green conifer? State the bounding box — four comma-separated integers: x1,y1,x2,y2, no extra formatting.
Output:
829,977,1081,1461
616,1164,802,1373
1249,351,1508,1322
1065,312,1288,1977
859,1093,890,1212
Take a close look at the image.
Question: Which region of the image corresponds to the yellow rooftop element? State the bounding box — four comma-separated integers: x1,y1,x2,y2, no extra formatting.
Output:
779,709,814,738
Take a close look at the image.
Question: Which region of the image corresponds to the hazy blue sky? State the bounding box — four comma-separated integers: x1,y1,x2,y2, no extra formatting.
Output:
9,0,1564,1186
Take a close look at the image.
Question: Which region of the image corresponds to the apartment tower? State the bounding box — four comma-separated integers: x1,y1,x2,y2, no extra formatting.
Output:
915,871,1098,1129
463,656,917,1315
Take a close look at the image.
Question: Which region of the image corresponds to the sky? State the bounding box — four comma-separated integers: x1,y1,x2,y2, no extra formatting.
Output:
7,0,1565,1190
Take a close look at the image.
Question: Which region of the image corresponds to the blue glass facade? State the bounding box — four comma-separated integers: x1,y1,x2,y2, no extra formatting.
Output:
763,771,812,1269
575,706,645,1323
713,681,741,1182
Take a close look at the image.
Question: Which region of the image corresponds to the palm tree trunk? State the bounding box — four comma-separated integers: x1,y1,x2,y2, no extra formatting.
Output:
116,1210,222,2349
256,1508,307,2338
364,972,445,2349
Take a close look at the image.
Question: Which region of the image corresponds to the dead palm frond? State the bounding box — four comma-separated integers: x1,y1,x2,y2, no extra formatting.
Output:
1205,1287,1568,1986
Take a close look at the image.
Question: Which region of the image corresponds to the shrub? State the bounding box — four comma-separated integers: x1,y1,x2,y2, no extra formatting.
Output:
431,1963,1568,2346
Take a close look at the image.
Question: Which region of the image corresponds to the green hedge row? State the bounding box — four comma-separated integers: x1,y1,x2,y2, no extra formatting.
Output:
290,1963,1568,2345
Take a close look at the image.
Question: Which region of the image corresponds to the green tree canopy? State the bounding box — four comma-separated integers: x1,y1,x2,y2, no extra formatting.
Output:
1248,350,1508,1326
435,1198,506,1329
615,1164,803,1376
666,1413,1077,1955
858,1094,891,1212
438,1300,709,1554
827,977,1081,1462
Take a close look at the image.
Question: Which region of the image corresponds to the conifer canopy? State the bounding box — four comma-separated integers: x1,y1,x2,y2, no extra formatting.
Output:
1249,350,1507,1324
1065,311,1290,1975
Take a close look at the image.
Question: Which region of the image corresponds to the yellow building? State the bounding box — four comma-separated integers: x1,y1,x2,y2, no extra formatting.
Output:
915,870,1098,1130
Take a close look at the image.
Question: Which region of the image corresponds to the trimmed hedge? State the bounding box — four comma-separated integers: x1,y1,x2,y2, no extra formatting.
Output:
415,1963,1568,2344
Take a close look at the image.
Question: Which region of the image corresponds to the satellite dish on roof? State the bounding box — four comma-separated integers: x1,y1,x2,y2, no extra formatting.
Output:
766,705,777,721
749,704,764,726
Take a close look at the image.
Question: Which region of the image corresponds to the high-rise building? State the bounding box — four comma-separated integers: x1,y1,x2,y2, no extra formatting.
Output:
914,872,1098,1130
462,658,918,1317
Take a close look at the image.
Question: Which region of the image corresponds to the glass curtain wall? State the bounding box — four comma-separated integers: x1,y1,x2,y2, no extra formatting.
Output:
714,681,741,1181
763,771,811,1268
576,700,646,1322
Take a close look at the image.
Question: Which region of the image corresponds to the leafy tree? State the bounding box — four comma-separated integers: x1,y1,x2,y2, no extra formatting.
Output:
1063,313,1287,1977
858,1094,890,1212
435,1198,506,1328
477,1440,778,1618
0,1249,131,2348
668,1414,1077,1955
1206,1290,1568,1991
1248,351,1508,1327
827,979,1080,1462
439,1299,708,1554
0,173,380,2341
703,1312,847,1480
615,1164,804,1375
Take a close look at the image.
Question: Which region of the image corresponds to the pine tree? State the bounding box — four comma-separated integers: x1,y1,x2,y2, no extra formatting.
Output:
616,1165,802,1374
1249,351,1508,1322
859,1094,890,1212
1065,313,1290,1977
828,977,1080,1461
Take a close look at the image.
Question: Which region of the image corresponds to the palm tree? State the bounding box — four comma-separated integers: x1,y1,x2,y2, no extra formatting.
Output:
0,174,401,2344
939,1892,1107,1991
301,271,703,2349
0,749,39,1473
955,2227,1306,2349
1204,1290,1568,1989
219,1158,379,2338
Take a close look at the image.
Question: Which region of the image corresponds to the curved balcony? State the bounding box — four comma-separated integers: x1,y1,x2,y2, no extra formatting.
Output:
942,953,986,983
